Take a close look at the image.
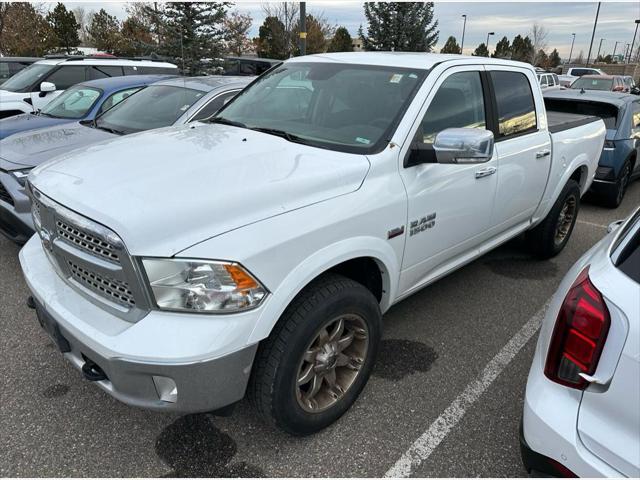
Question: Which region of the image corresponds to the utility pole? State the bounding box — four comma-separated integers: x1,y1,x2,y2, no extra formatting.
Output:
460,14,467,54
586,1,601,66
629,19,640,64
568,33,576,64
596,38,605,61
612,41,620,60
299,2,306,56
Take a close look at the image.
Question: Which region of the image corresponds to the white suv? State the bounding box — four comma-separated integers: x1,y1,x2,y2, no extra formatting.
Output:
0,56,177,119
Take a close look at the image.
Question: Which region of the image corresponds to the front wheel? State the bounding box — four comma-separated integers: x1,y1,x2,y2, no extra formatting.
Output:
248,273,381,436
526,179,580,259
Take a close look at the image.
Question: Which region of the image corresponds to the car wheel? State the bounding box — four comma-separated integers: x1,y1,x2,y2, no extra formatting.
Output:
601,161,631,209
527,179,580,259
248,273,381,436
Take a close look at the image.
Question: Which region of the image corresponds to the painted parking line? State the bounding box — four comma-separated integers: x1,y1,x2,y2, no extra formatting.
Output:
385,303,549,478
577,219,608,229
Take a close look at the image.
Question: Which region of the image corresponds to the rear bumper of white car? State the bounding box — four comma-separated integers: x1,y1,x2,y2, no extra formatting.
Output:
19,238,259,413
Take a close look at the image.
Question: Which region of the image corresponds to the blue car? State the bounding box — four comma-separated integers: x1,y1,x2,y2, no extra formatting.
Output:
0,74,175,140
544,89,640,207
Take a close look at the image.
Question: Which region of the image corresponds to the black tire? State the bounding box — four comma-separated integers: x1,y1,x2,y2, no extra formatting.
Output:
600,161,631,209
248,273,381,436
526,179,580,259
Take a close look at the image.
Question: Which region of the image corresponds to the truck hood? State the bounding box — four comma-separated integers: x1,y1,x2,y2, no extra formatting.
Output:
30,123,371,256
0,113,73,141
0,122,114,168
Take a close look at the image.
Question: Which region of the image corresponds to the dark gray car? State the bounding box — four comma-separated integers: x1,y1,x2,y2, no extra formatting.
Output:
0,76,252,243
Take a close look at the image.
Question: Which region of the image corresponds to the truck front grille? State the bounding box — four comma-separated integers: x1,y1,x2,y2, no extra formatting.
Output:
0,181,13,206
56,219,120,263
67,260,136,307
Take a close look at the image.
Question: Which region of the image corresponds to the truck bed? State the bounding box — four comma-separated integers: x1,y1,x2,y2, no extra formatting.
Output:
547,111,602,134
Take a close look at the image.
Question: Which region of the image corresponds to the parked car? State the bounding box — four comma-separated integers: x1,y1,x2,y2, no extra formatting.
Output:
19,53,605,435
558,67,605,88
544,89,640,207
0,56,178,119
0,74,175,141
521,206,640,477
0,76,250,243
571,74,629,93
222,56,281,76
622,75,640,95
0,57,41,84
537,72,561,91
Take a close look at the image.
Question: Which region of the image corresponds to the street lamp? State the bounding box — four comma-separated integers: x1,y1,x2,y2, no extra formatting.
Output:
486,31,495,53
612,41,620,61
568,33,576,64
596,38,605,61
460,14,467,54
586,1,601,66
628,19,640,64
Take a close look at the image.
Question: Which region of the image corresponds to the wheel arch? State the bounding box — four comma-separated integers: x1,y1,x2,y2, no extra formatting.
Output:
248,238,400,344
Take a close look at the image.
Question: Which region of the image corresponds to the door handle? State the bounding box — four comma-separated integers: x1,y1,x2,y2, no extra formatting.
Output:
475,166,496,179
536,149,551,158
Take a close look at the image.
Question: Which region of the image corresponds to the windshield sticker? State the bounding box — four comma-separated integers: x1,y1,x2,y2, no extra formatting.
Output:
409,73,418,79
355,137,371,144
180,104,190,111
390,74,403,83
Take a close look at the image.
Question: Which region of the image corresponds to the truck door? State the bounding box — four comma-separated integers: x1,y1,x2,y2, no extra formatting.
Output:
485,67,551,229
398,66,498,295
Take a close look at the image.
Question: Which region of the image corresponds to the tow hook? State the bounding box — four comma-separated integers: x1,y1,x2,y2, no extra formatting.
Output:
82,358,108,382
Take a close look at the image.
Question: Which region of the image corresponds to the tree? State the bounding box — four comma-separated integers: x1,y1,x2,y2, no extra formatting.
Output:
224,10,252,56
511,34,534,63
154,2,229,75
440,35,461,54
361,2,439,52
1,3,55,56
574,50,585,65
548,48,561,68
596,54,613,64
87,9,121,54
535,49,549,69
117,16,153,56
257,16,287,59
47,3,80,53
292,14,326,55
473,42,489,57
530,23,548,65
72,7,90,45
492,36,511,59
262,2,299,58
327,26,353,52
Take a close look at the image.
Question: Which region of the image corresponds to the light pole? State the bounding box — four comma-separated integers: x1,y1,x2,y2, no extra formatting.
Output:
628,19,640,63
586,1,601,66
486,31,495,54
299,2,306,56
460,14,467,54
568,33,576,64
612,41,620,61
596,38,605,61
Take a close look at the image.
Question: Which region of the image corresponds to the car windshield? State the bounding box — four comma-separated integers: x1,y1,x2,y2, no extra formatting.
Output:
215,62,427,153
544,98,619,129
95,84,205,134
40,85,101,119
571,77,614,91
1,63,56,92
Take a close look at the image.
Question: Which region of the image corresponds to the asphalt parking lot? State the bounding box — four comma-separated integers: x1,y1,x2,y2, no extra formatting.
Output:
1,183,638,477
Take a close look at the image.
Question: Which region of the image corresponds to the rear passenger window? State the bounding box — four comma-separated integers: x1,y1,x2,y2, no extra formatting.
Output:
632,103,640,138
419,71,486,144
490,71,537,138
88,66,124,79
98,87,142,115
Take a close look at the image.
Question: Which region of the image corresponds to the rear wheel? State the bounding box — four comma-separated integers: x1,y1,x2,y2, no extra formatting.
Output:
527,179,580,259
248,273,381,436
601,161,631,209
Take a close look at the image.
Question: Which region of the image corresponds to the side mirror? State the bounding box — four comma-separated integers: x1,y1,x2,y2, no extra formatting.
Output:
433,128,495,164
39,82,56,97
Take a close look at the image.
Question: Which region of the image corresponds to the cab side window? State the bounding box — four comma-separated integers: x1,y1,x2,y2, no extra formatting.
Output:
419,71,486,144
190,90,238,122
45,66,87,90
97,87,142,115
631,103,640,139
490,71,537,138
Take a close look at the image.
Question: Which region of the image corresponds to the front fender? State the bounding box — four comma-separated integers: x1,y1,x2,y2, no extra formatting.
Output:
248,236,400,344
0,99,33,115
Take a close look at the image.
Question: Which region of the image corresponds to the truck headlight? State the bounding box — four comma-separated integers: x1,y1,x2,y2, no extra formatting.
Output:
142,258,267,313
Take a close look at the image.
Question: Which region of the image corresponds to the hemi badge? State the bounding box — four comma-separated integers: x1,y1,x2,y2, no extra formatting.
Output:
387,226,405,239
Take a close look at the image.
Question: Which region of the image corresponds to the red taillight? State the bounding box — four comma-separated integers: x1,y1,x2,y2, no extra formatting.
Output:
544,267,610,389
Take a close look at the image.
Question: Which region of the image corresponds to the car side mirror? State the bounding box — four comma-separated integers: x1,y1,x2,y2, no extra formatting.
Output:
39,82,56,97
433,128,495,164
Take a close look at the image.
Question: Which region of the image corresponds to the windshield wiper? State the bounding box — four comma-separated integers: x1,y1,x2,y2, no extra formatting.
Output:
93,122,125,135
250,127,311,145
209,116,248,129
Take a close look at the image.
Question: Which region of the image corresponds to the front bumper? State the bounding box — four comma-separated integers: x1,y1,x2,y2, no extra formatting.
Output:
0,171,34,244
19,237,261,413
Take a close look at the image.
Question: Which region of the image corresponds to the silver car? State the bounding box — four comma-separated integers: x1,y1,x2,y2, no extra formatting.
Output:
0,76,252,243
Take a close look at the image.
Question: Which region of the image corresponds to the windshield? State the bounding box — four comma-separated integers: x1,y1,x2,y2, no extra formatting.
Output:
1,63,56,92
544,98,619,129
215,62,427,153
571,77,614,91
95,85,205,134
40,85,101,119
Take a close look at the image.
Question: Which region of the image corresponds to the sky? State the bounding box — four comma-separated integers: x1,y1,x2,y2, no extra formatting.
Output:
56,1,640,58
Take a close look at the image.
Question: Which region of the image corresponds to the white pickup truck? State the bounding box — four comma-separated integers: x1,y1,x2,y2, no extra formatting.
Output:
19,53,605,435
